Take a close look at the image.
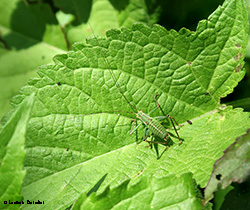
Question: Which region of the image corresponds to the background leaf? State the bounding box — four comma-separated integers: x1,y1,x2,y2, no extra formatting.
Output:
204,128,250,204
215,180,250,210
54,0,161,45
0,94,34,209
0,0,66,118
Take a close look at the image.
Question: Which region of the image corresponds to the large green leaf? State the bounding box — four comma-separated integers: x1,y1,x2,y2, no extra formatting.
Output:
0,94,34,209
1,0,249,209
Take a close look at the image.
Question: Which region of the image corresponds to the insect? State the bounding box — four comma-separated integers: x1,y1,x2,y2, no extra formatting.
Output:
89,24,182,148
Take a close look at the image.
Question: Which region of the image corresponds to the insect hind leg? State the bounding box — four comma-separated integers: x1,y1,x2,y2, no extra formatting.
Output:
143,128,170,148
168,115,182,145
147,93,163,115
152,93,167,116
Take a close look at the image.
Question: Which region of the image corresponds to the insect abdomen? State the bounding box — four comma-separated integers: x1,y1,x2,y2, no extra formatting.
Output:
148,118,168,139
137,111,168,139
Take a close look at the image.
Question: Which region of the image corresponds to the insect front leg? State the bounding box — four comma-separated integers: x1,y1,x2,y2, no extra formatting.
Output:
129,119,142,135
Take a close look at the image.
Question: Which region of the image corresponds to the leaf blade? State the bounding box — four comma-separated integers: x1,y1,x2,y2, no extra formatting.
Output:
0,94,34,209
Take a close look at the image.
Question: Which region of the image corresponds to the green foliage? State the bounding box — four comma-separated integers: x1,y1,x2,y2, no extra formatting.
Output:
0,94,34,210
0,0,66,117
204,128,250,204
216,180,250,210
54,0,161,45
0,0,250,209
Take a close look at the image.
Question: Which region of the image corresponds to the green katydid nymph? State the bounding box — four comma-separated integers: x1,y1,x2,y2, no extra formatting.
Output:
89,23,182,149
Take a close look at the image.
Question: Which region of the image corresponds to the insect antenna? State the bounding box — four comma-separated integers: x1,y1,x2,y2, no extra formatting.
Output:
102,110,134,114
88,23,138,113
